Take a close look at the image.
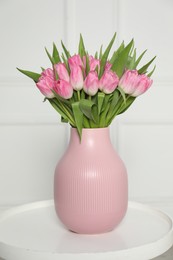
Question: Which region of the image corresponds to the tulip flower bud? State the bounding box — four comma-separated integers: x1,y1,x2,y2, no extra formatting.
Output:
132,74,153,97
54,79,73,99
68,55,83,70
119,70,140,95
105,61,112,71
70,66,84,91
83,71,99,96
36,76,55,98
119,70,153,97
89,56,100,71
99,70,119,94
54,63,70,82
41,68,54,79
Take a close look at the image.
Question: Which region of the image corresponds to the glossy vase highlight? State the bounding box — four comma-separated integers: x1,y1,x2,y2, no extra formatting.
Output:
54,127,128,234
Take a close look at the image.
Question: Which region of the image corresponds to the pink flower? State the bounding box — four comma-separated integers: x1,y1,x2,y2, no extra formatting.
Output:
41,68,54,79
70,66,84,91
119,70,140,95
36,76,55,98
99,70,119,94
89,56,100,71
105,61,112,71
83,71,99,96
68,55,83,70
132,74,153,97
54,63,69,82
53,79,73,99
119,70,153,97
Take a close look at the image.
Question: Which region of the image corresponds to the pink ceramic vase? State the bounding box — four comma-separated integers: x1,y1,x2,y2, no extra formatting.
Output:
54,127,128,234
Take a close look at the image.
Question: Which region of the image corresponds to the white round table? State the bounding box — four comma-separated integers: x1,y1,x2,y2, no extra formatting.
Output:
0,200,172,260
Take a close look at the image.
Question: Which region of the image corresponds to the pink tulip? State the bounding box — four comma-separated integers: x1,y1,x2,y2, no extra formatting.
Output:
41,68,54,79
119,70,153,96
99,70,119,94
54,79,73,99
105,61,112,71
132,74,153,97
89,56,100,71
83,71,99,96
36,76,55,98
70,66,84,91
54,63,70,82
119,70,141,95
68,55,83,70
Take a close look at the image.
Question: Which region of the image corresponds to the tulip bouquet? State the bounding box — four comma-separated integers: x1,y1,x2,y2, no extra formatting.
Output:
18,33,155,138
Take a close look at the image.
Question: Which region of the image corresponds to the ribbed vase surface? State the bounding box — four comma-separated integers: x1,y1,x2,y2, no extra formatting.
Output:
54,127,128,234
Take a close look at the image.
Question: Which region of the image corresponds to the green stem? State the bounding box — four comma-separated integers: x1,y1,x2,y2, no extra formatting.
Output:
60,103,76,126
77,90,81,100
116,95,131,114
54,99,76,126
107,95,132,126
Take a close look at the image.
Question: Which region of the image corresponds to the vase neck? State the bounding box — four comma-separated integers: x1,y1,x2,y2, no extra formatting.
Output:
69,127,111,148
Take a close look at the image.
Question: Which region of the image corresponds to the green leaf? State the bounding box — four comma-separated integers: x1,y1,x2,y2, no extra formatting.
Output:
107,97,123,125
79,99,98,124
48,99,69,122
117,87,126,104
101,94,110,112
111,39,134,77
97,92,105,114
45,47,55,65
99,45,103,59
50,98,75,126
61,116,68,123
99,102,111,127
147,65,156,77
94,51,98,59
73,90,78,102
90,104,99,128
61,53,70,73
17,68,41,83
118,96,136,114
91,94,97,104
95,65,99,75
52,90,71,107
129,40,135,56
134,49,147,69
72,102,83,139
106,90,120,123
138,56,156,74
110,41,124,64
109,90,120,113
81,90,85,99
41,67,45,71
127,48,136,70
99,33,117,79
85,52,90,75
52,43,61,63
83,116,90,128
61,40,71,59
78,34,86,58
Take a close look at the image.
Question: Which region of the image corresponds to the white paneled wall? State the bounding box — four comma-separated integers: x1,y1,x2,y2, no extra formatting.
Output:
0,0,173,206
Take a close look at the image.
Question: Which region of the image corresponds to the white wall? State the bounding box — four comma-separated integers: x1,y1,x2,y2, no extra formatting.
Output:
0,0,173,206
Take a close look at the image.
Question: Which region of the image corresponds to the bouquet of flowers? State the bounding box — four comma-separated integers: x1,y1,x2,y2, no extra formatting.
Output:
18,33,155,138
